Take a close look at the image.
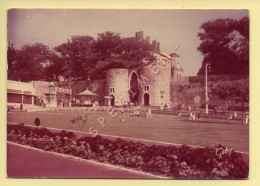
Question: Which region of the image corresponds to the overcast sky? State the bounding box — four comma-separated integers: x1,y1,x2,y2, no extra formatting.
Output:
7,9,248,76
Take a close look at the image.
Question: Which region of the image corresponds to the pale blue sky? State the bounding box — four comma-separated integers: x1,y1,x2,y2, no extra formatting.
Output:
8,9,248,76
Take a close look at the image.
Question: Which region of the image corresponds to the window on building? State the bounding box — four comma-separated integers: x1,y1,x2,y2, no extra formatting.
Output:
109,87,115,93
7,93,22,103
23,95,32,104
144,85,149,91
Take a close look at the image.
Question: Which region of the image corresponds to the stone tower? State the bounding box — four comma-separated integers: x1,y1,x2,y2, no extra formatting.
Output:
138,52,171,107
106,68,129,106
104,31,183,107
170,53,184,78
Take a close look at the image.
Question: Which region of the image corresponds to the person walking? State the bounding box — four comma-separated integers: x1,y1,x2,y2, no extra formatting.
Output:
189,112,193,120
233,112,238,119
148,108,152,118
245,114,249,124
120,108,125,122
188,105,191,113
192,113,196,121
178,111,181,119
229,114,233,120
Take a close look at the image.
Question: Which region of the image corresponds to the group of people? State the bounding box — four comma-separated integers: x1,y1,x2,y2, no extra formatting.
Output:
131,108,152,118
229,112,249,124
119,108,152,122
160,103,171,110
178,110,197,121
189,112,196,121
229,112,238,120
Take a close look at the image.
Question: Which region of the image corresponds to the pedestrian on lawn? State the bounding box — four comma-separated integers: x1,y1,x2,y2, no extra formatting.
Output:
178,111,181,119
192,113,196,120
120,108,125,122
245,114,249,124
147,108,152,118
233,112,238,119
189,112,193,120
188,105,191,112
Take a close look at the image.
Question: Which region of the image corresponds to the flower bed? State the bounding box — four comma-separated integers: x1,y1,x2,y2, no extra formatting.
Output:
7,123,248,179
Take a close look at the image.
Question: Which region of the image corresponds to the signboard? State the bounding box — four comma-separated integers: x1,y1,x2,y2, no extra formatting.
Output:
56,87,71,94
7,89,22,94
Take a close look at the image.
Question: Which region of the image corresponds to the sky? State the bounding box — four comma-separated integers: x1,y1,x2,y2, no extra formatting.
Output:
7,9,248,76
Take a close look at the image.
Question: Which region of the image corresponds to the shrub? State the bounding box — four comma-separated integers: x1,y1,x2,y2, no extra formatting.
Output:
228,105,249,112
7,123,248,179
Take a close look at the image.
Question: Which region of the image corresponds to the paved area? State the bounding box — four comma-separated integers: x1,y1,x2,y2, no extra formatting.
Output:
7,143,160,179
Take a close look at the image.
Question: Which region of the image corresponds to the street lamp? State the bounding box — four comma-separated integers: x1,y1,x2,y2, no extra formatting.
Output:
205,63,210,114
69,77,72,107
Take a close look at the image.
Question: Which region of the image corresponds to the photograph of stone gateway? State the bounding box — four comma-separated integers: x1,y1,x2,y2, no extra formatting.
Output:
7,9,249,179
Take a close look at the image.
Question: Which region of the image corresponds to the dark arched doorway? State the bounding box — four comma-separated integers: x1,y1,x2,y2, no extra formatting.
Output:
110,95,115,106
129,71,139,104
144,93,150,106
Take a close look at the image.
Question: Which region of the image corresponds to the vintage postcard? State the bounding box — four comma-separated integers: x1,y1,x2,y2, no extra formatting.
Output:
6,9,249,179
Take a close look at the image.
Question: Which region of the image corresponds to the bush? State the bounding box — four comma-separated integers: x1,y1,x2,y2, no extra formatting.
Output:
228,105,249,112
34,117,40,126
7,123,248,179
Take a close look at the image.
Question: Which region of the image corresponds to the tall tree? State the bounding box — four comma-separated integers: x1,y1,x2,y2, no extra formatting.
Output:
53,32,155,80
12,43,51,82
54,36,96,80
92,32,155,79
197,17,249,76
7,46,17,80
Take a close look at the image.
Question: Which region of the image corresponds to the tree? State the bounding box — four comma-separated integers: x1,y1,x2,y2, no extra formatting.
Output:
53,32,155,80
211,79,249,124
92,32,155,79
197,17,249,76
12,43,51,82
54,36,96,80
45,51,68,81
10,32,156,81
7,46,17,80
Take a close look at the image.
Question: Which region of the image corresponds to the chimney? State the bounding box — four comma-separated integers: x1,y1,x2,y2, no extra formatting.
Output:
157,42,160,51
135,31,144,40
152,40,157,51
145,36,150,44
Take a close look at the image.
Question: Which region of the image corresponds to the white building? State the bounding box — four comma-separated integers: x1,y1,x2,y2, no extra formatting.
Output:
7,80,36,109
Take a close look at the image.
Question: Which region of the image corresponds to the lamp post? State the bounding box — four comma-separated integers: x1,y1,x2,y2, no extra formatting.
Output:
205,63,210,114
69,77,72,107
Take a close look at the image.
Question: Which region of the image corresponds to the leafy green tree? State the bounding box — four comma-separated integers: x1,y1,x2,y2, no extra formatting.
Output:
7,46,17,80
12,43,51,82
53,32,155,80
92,32,155,79
93,32,122,60
45,52,69,81
54,36,96,80
197,17,249,76
10,32,156,81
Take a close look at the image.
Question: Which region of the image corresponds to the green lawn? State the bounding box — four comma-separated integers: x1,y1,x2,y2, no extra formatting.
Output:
7,110,249,152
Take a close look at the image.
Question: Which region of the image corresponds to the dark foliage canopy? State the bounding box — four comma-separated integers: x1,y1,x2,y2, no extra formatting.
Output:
197,17,249,76
8,32,155,81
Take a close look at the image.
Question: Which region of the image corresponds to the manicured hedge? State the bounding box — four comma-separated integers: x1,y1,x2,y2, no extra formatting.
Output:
7,123,248,179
